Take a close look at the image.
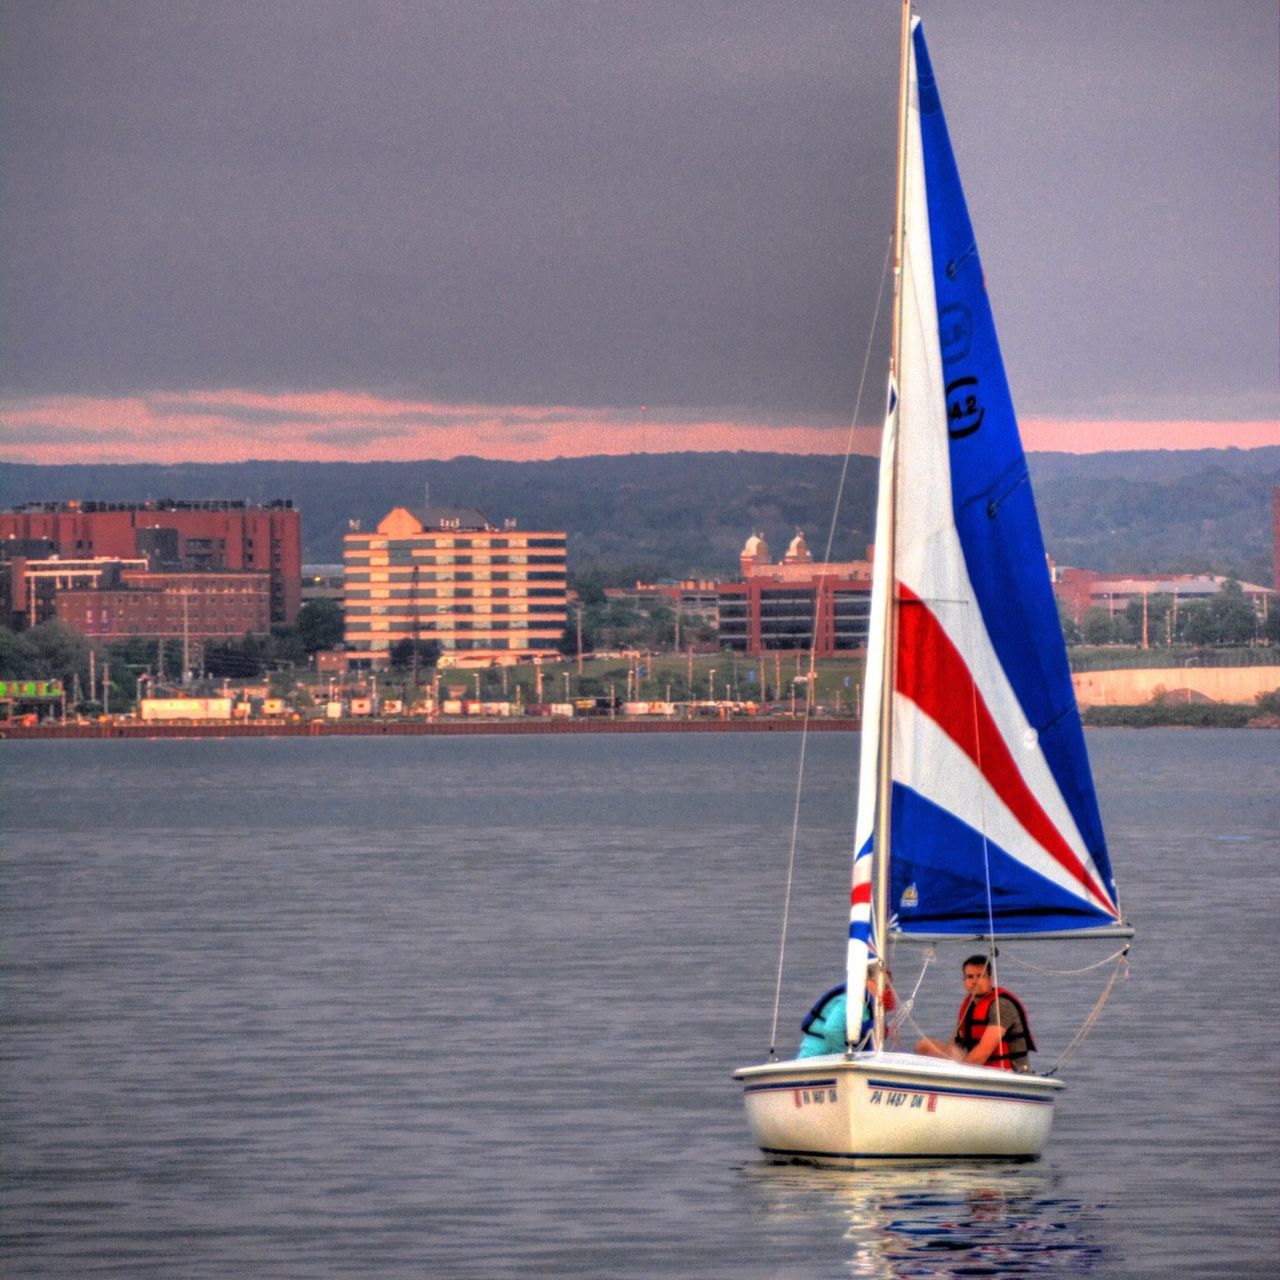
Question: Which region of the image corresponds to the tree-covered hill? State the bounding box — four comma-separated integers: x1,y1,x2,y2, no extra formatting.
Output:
1,446,1276,585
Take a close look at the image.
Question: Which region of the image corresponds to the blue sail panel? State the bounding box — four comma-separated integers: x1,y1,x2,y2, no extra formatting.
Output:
910,23,1119,911
889,786,1120,936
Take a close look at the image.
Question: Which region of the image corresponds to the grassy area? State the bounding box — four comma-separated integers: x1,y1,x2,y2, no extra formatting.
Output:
1066,645,1279,671
1081,703,1257,728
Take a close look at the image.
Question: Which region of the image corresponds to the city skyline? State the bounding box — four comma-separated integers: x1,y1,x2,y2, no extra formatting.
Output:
3,1,1277,465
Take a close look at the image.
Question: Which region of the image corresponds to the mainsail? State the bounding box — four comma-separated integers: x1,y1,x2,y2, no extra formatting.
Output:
848,17,1123,990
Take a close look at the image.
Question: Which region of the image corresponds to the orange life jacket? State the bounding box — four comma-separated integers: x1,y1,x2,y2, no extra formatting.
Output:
955,987,1036,1071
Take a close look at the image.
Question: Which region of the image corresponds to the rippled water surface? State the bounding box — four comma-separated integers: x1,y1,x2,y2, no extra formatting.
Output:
2,730,1277,1277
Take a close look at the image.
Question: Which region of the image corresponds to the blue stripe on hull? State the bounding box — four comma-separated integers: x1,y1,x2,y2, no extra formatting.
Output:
863,1077,1053,1105
740,1075,1052,1105
743,1078,838,1094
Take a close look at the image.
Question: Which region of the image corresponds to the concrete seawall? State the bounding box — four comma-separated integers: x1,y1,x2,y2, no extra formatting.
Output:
0,717,859,741
1073,666,1280,707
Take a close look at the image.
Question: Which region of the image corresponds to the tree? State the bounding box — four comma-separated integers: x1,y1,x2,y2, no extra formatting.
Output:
0,628,38,678
1123,593,1174,646
204,638,266,678
296,599,344,653
1056,600,1081,646
557,605,595,658
1179,581,1258,646
388,638,442,671
1263,605,1280,646
570,568,608,607
22,621,90,682
1080,607,1118,646
1178,601,1214,646
1205,580,1259,645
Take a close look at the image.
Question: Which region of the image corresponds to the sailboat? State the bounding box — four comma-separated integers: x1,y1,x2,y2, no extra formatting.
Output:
733,6,1132,1166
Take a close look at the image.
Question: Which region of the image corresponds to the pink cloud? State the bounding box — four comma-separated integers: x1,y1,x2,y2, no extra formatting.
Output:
1,389,1277,465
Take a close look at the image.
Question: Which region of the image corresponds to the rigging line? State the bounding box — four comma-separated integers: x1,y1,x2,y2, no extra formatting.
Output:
965,602,1001,974
765,232,894,1059
998,944,1131,976
818,231,895,569
1045,953,1129,1075
886,943,935,1042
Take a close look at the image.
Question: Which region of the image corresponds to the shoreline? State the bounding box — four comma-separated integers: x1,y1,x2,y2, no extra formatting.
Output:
4,713,1276,741
0,717,859,740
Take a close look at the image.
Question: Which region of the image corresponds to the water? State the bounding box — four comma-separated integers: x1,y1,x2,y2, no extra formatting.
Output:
2,730,1277,1278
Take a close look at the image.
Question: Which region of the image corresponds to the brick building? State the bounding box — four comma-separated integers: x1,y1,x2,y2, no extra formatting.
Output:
55,571,270,641
1052,566,1275,625
717,531,874,656
0,499,301,624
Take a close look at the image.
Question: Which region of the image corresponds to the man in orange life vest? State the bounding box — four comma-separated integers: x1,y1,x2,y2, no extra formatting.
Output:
915,954,1036,1072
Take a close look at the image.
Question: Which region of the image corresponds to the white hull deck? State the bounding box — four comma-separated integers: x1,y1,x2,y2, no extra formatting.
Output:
733,1051,1064,1168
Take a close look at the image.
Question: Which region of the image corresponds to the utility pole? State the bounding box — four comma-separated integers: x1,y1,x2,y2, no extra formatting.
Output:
103,663,110,716
182,594,191,686
576,608,584,675
411,563,421,690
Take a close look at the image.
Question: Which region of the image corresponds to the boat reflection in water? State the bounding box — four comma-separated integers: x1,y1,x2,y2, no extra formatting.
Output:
740,1163,1109,1278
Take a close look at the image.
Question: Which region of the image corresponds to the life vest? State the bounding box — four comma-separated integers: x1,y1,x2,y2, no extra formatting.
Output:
801,984,847,1036
801,981,899,1049
955,987,1036,1071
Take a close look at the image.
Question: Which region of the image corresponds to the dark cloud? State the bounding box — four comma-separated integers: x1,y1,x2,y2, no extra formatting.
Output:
1,0,1276,425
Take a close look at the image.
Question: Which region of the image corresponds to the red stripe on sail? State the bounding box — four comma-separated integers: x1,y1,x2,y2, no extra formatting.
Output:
851,882,872,907
895,585,1115,912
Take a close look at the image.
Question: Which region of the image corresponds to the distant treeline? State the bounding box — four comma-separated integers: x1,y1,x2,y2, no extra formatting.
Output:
2,446,1276,584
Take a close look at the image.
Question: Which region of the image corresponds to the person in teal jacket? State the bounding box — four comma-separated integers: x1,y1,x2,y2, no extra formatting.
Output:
797,972,896,1057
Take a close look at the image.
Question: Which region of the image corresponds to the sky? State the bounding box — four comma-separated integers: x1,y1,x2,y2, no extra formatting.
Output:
2,0,1277,466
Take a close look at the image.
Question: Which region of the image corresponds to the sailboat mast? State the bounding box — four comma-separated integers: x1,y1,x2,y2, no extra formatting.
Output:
871,0,912,1051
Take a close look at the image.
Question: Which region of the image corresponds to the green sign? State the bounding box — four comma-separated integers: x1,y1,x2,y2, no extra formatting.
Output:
0,679,63,700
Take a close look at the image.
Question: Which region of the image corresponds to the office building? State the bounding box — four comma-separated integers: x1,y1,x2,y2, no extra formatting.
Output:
343,506,567,666
717,531,874,656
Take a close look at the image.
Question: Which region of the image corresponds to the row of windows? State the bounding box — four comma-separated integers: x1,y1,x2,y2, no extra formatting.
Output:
362,637,562,653
346,604,566,619
350,622,565,637
345,569,565,584
344,588,557,601
346,553,564,567
352,536,565,552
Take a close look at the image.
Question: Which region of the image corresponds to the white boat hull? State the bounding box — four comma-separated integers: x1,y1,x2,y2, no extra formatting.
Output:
733,1051,1064,1167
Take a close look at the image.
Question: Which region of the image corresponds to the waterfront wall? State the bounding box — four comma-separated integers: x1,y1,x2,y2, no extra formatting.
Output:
0,717,858,741
1072,666,1280,707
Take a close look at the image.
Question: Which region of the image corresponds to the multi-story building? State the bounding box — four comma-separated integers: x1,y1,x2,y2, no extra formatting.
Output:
0,499,302,624
342,506,568,667
717,531,874,656
1052,566,1276,624
1,555,149,629
56,571,270,642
